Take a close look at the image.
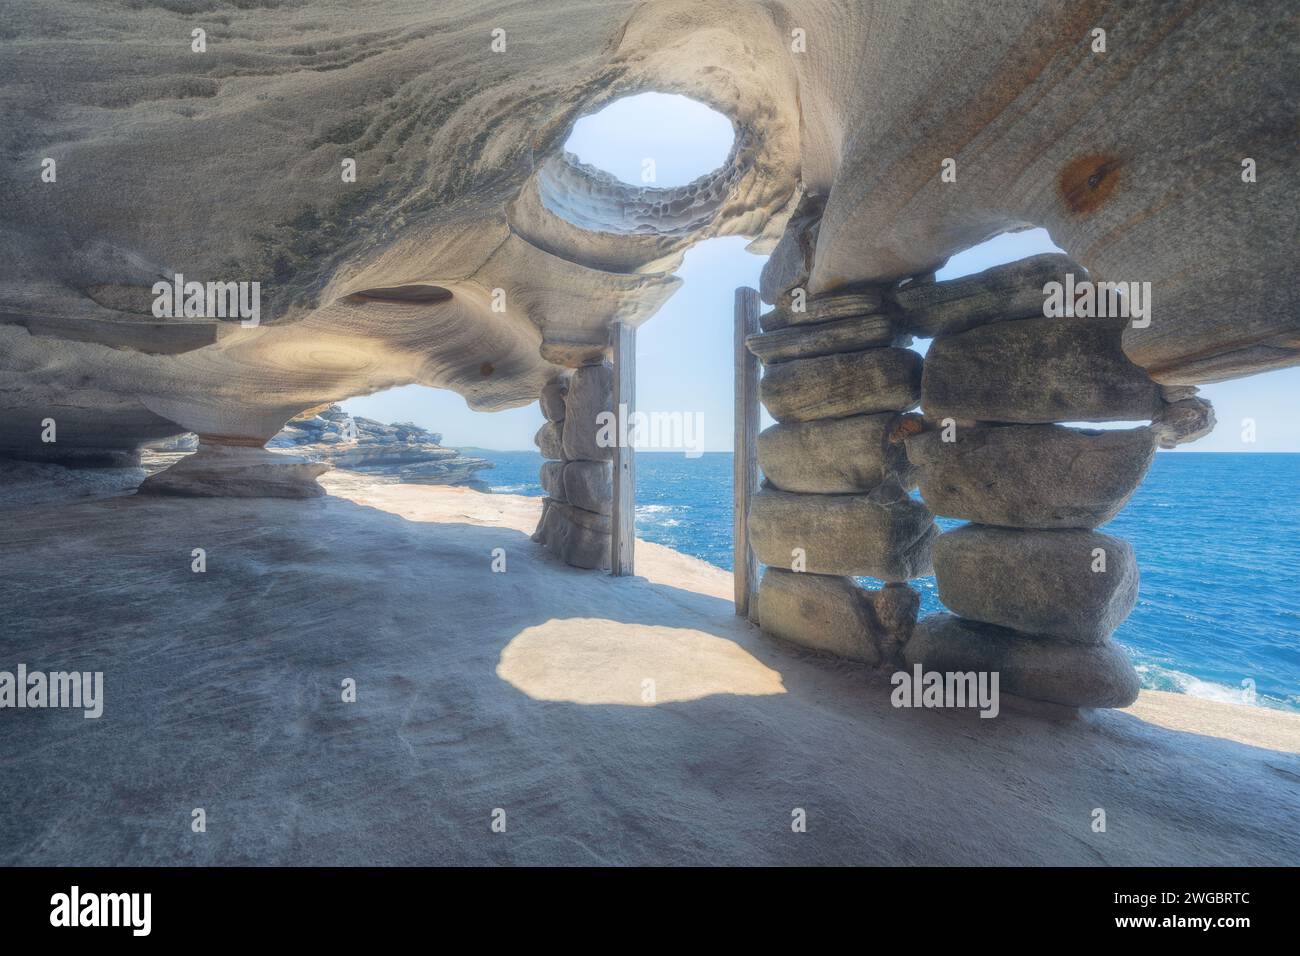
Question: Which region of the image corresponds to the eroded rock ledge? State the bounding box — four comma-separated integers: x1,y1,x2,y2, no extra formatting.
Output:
0,0,1293,470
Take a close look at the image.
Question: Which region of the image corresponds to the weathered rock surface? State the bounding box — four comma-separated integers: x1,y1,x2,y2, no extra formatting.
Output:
759,288,888,331
748,486,936,581
539,460,567,501
933,526,1138,644
746,313,899,364
890,254,1080,338
1133,328,1300,386
874,582,922,665
562,460,612,515
137,443,329,499
0,0,1293,462
9,478,1297,865
904,614,1140,709
905,424,1156,528
757,569,920,666
1152,397,1217,449
540,380,569,422
757,569,882,664
0,445,144,470
0,459,147,509
535,421,565,461
269,404,492,486
535,498,611,570
922,318,1163,423
758,413,915,494
561,363,614,462
761,348,922,423
758,192,824,304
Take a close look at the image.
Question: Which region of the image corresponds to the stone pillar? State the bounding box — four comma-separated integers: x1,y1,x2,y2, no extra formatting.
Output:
133,398,331,498
531,364,613,569
894,255,1214,711
138,437,329,498
745,240,932,664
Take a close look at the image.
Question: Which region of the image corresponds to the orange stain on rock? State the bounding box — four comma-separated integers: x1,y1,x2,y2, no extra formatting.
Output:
1060,154,1122,215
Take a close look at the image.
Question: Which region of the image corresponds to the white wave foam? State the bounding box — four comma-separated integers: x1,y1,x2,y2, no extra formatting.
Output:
1135,663,1255,706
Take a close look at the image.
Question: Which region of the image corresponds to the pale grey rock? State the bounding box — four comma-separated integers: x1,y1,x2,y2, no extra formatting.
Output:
761,348,922,423
535,421,564,461
539,460,567,501
1136,331,1300,386
757,569,920,666
562,363,614,462
758,413,916,494
3,486,1297,865
562,460,612,515
903,614,1140,709
536,499,611,570
760,287,889,332
397,457,493,485
1,446,143,469
146,433,199,453
1159,384,1200,403
748,486,936,581
137,443,329,499
746,313,899,364
890,254,1082,337
874,582,921,665
540,380,569,422
0,459,147,509
1151,397,1216,449
531,497,554,543
759,192,824,304
267,405,489,485
933,525,1138,644
905,424,1156,528
922,318,1163,423
756,568,882,664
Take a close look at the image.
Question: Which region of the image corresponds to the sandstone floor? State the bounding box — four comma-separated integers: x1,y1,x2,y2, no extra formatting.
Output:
1,471,1297,865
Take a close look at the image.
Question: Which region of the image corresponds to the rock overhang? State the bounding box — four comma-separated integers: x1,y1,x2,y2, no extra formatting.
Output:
0,0,1295,462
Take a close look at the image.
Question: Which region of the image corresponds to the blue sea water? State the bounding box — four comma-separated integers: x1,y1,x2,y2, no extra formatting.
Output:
479,450,1300,712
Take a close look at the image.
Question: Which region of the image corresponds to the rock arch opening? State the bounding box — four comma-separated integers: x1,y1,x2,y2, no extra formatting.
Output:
537,92,746,237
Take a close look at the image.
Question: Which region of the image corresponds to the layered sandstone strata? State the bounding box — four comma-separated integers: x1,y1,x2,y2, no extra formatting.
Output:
0,0,1293,480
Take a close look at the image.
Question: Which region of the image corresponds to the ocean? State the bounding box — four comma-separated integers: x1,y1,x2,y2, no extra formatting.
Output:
479,450,1300,713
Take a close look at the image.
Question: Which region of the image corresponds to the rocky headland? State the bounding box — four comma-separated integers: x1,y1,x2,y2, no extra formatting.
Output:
137,404,492,492
267,404,493,490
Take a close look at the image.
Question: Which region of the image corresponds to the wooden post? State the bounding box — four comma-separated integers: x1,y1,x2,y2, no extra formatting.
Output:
610,322,636,576
734,287,761,619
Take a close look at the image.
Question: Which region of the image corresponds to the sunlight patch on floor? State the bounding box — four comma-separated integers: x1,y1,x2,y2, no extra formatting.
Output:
497,617,786,704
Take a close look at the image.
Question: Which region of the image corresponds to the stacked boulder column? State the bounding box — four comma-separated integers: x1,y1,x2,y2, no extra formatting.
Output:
531,364,614,569
745,278,936,666
895,254,1214,710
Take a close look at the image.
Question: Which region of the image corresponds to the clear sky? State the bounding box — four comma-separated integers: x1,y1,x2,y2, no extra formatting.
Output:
345,94,1299,453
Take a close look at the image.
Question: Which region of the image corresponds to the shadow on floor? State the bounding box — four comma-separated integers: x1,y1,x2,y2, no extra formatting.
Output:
0,489,1296,865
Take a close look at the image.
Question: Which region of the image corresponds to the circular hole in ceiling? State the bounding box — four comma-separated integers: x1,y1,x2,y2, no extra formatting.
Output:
564,92,734,188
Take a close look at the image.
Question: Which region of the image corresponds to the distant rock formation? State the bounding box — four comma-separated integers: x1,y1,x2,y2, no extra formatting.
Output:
267,405,492,490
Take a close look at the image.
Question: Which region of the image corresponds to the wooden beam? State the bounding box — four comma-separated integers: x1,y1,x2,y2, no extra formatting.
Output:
733,287,761,619
610,322,636,576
